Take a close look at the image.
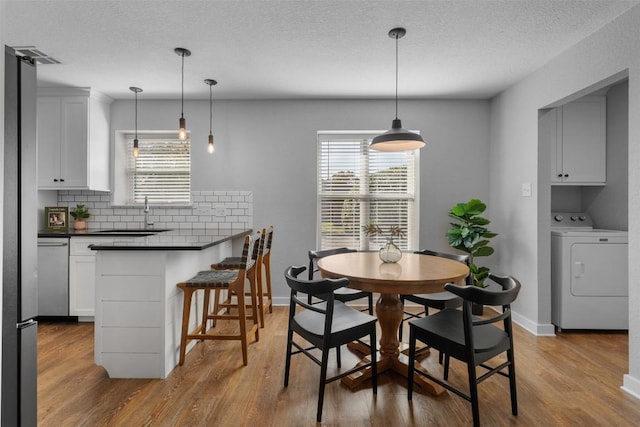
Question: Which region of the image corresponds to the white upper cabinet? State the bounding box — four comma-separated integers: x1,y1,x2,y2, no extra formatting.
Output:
38,88,112,191
551,96,606,185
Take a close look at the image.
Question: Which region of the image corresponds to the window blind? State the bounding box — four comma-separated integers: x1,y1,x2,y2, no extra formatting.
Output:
317,133,419,251
126,136,191,204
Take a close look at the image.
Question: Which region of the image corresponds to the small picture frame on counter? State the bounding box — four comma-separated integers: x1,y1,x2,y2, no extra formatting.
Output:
45,206,69,232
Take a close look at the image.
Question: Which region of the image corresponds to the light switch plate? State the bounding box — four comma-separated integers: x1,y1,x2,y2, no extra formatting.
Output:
521,183,532,197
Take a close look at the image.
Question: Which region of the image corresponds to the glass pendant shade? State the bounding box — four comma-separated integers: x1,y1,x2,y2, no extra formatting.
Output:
175,47,191,141
371,27,425,152
178,116,187,140
208,134,214,154
129,86,142,157
205,78,217,154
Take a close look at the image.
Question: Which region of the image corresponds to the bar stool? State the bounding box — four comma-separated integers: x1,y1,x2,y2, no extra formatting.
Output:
211,226,274,328
177,233,259,366
259,225,274,317
211,229,264,327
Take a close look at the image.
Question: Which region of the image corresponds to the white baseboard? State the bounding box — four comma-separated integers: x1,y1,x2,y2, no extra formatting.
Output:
622,375,640,399
510,309,556,336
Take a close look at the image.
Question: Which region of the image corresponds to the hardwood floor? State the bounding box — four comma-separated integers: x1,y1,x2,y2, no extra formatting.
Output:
38,308,640,426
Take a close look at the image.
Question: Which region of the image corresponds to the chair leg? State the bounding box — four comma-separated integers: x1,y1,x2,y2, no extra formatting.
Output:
399,295,405,341
407,326,416,400
249,274,264,328
467,361,481,427
317,346,330,422
284,327,294,386
507,348,518,415
178,286,194,366
370,324,377,394
248,273,260,342
201,289,211,335
367,293,373,315
336,345,342,368
264,260,273,313
211,289,221,327
237,283,249,366
444,354,451,381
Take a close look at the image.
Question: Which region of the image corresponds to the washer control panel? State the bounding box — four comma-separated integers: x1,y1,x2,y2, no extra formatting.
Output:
551,212,594,229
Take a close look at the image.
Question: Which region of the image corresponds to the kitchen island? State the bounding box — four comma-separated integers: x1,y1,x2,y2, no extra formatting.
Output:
91,228,251,379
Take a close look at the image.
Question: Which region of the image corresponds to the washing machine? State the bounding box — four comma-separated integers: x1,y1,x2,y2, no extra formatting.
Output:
551,212,628,330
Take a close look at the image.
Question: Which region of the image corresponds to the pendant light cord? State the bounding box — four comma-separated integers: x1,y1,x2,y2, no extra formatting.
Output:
395,32,399,120
209,84,213,134
134,91,138,138
181,53,185,119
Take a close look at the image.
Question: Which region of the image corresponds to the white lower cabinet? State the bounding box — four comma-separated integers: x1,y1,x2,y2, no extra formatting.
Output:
69,237,114,320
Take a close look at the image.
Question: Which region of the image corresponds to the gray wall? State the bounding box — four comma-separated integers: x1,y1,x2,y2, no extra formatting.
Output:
490,4,640,392
110,98,490,303
583,80,629,230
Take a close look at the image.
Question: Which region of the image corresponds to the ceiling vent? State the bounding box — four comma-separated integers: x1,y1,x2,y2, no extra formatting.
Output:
10,46,61,65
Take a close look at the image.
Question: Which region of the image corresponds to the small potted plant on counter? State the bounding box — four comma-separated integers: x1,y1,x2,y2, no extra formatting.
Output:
70,204,91,230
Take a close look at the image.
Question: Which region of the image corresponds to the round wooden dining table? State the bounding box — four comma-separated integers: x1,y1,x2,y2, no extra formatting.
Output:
317,251,469,394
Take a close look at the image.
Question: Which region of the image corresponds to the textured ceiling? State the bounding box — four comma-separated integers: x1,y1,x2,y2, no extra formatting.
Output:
4,0,639,100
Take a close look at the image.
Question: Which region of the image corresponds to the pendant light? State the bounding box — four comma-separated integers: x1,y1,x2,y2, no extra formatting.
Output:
370,28,425,152
204,79,217,154
175,47,191,140
129,86,142,157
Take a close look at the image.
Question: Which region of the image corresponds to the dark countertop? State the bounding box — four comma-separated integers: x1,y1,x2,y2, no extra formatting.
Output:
38,229,253,251
39,229,163,237
88,228,252,251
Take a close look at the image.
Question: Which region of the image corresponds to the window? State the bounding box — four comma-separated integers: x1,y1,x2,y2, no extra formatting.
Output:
317,132,419,251
113,132,191,205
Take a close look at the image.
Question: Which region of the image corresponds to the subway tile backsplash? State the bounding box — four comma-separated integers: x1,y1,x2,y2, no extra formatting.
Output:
57,190,253,230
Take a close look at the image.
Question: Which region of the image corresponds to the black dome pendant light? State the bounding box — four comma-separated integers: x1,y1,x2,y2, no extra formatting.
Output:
129,86,142,157
370,27,425,152
175,47,191,141
205,79,217,154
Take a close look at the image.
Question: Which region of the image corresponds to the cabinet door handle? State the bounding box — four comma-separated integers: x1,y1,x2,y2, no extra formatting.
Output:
557,174,562,178
60,178,65,182
53,178,58,182
564,174,569,178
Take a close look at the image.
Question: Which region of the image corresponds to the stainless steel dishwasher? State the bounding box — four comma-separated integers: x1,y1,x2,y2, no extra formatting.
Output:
37,237,70,316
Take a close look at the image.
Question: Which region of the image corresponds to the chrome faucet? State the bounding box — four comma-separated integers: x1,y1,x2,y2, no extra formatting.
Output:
144,196,153,229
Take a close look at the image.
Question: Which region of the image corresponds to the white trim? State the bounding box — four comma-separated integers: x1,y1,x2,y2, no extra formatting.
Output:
622,375,640,400
510,309,556,336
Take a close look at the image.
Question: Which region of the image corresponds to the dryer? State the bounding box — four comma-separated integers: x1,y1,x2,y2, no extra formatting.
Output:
551,212,628,330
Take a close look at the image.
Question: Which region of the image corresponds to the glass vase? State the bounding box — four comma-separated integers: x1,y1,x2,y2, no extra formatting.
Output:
379,238,402,263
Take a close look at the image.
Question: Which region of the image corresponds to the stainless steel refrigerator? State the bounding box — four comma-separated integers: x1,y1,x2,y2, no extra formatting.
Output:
3,45,38,426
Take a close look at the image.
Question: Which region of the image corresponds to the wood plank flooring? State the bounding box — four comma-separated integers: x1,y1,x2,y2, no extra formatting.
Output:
38,308,640,426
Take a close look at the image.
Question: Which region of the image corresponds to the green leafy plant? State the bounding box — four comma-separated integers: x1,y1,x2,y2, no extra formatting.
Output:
362,224,405,239
70,204,91,221
446,199,497,287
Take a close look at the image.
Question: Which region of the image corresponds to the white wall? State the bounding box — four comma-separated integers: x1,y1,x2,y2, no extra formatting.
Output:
490,4,640,395
110,98,491,304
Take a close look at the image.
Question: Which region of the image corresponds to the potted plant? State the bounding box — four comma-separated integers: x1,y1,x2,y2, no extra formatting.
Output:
70,204,91,230
362,224,405,263
446,198,497,288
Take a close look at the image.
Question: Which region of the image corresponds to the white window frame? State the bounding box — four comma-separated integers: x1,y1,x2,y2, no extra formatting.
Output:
112,131,191,206
316,131,420,251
